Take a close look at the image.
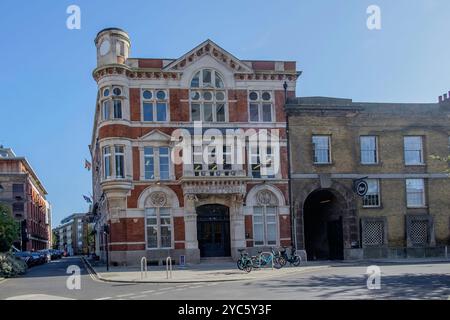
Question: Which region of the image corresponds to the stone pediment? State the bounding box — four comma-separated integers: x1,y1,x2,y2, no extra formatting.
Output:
139,129,172,143
163,39,253,74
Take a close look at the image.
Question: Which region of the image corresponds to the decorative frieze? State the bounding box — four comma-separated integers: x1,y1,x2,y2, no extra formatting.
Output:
182,180,246,196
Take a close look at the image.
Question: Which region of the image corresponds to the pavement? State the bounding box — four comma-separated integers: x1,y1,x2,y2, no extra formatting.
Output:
83,257,330,283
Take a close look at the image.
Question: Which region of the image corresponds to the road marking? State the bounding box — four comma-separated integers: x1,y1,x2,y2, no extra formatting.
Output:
157,287,172,291
6,294,74,300
116,293,134,298
205,283,218,286
189,285,203,289
176,284,189,288
95,297,113,300
175,288,186,291
141,290,155,294
153,291,167,295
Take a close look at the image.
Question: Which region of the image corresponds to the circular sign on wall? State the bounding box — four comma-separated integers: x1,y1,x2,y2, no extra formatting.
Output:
355,180,369,197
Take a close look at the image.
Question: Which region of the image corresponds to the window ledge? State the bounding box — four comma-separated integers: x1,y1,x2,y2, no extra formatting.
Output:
406,206,428,209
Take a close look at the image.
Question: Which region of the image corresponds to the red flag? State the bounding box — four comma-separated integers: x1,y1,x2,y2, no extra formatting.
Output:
84,159,92,171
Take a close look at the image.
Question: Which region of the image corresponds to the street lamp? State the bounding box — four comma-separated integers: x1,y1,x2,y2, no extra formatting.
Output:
103,224,110,271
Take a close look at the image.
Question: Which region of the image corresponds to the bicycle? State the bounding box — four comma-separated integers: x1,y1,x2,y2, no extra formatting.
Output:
236,249,253,273
279,246,301,267
250,250,284,270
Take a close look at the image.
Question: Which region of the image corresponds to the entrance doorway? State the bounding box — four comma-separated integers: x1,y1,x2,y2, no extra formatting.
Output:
197,204,231,257
303,189,344,260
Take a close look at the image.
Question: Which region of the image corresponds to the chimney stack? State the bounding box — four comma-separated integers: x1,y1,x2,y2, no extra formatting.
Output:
439,90,450,106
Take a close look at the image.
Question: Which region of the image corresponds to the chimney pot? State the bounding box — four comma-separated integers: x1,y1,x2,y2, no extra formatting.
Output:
444,93,448,100
439,95,443,103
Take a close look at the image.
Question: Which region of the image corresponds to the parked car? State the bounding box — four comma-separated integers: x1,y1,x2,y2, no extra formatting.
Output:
38,250,52,262
48,249,62,260
13,252,33,267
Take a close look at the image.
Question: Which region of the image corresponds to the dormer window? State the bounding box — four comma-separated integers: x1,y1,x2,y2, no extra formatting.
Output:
190,69,227,122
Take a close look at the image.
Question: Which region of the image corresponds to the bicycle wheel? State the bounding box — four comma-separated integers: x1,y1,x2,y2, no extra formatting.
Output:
292,255,301,267
279,255,287,267
273,257,285,269
237,259,244,270
244,260,253,273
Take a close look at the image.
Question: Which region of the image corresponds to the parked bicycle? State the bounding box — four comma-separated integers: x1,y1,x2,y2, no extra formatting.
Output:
236,249,253,273
279,246,301,267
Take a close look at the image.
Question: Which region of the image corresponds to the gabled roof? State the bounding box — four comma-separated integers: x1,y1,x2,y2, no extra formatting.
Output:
163,39,254,73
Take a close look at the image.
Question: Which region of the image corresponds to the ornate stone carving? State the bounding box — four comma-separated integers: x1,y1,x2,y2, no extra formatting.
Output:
146,191,167,207
256,190,278,206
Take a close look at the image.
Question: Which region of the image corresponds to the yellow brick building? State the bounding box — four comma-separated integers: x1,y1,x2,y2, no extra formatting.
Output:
286,95,450,260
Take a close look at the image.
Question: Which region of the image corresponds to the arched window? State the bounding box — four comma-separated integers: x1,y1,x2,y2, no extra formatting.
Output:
145,191,173,249
252,190,279,246
190,69,226,122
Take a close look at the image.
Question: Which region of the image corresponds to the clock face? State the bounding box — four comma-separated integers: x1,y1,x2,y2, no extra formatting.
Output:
99,40,111,56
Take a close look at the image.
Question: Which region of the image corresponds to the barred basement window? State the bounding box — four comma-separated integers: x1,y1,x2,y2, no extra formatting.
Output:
362,220,384,246
410,219,428,246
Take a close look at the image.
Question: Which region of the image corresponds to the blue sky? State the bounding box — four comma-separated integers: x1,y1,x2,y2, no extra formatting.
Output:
0,0,449,226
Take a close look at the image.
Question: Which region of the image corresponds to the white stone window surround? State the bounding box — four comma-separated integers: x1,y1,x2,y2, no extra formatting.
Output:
137,130,176,181
189,68,228,123
247,90,275,123
99,138,133,182
245,132,282,180
138,186,180,250
140,88,170,122
244,184,289,246
98,83,130,122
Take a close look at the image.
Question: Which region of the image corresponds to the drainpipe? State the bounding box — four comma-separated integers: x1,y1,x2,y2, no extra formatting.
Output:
284,82,297,249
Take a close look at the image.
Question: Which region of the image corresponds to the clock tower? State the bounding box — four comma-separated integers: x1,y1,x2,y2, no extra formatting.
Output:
94,28,131,67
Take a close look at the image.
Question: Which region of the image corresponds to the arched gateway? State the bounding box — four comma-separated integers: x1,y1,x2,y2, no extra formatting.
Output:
298,181,359,261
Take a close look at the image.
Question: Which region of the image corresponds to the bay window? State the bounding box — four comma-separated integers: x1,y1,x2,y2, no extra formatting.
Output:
102,145,126,180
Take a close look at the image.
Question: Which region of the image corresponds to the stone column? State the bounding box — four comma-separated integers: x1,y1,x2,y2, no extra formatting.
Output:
184,194,200,263
230,194,246,260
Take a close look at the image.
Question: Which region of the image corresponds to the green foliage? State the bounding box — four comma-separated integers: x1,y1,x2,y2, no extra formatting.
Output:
0,252,27,278
0,204,19,252
429,155,450,175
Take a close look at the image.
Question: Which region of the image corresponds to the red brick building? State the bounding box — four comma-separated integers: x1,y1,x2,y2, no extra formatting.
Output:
90,28,299,265
0,147,51,251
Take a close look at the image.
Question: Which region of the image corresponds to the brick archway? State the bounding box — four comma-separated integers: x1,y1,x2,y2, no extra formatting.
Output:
295,181,359,255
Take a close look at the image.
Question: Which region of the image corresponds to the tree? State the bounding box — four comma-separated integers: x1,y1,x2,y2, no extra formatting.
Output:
0,204,19,252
